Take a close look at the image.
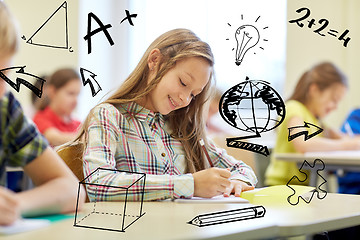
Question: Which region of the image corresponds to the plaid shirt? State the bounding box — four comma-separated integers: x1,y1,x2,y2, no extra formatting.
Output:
0,92,48,187
83,102,257,201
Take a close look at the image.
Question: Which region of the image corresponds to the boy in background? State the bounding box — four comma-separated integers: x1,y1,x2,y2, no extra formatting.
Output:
0,1,84,225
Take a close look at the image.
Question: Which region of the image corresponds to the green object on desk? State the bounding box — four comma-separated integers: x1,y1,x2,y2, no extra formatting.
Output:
241,185,315,206
25,214,74,223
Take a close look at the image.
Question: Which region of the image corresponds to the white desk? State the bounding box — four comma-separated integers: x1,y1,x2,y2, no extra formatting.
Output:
2,193,360,240
275,151,360,186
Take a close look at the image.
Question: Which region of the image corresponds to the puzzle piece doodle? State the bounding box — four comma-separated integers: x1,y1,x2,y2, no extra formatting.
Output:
286,159,327,206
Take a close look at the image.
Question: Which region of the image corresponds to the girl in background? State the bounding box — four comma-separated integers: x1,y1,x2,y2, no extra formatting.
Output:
265,62,360,186
33,68,81,146
75,28,257,201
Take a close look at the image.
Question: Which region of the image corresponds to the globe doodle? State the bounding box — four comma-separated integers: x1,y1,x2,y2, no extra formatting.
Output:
219,77,285,137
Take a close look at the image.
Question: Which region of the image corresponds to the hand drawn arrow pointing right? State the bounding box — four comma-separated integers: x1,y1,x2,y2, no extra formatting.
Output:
288,121,323,142
80,67,102,97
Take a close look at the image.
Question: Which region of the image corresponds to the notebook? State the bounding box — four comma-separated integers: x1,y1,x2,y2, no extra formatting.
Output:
0,218,50,235
174,194,249,203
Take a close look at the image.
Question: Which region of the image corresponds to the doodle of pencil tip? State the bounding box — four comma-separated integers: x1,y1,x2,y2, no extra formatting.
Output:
79,68,102,97
24,1,71,51
288,121,323,142
226,15,269,66
188,206,266,227
219,76,285,156
286,159,327,206
0,66,46,98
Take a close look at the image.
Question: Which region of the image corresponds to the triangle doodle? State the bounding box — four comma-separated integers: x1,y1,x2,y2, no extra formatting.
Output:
26,1,69,49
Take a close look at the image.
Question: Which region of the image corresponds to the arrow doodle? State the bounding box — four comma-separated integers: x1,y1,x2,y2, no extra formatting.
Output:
288,121,323,141
79,68,102,97
286,159,327,206
0,66,46,98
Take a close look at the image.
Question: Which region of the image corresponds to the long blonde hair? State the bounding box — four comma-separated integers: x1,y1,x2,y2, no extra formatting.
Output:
76,28,215,173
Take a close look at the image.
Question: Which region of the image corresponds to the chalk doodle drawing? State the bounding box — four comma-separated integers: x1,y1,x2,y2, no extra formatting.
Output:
286,159,327,206
79,68,102,97
74,168,146,233
219,77,285,156
288,7,351,47
226,15,268,66
84,10,138,54
120,9,137,26
188,206,266,227
288,121,323,142
0,66,46,98
22,1,72,52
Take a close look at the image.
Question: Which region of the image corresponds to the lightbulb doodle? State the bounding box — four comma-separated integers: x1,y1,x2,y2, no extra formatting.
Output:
226,15,269,66
219,77,285,156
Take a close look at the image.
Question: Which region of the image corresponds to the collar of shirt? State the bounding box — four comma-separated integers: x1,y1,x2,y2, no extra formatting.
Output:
120,101,165,129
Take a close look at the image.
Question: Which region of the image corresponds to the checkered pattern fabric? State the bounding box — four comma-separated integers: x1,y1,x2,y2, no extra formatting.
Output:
83,102,257,201
0,92,48,187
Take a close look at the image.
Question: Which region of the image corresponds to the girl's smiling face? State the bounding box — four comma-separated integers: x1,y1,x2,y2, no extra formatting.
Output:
145,56,212,115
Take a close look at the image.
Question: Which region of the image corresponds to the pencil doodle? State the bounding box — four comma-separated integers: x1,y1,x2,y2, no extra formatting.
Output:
226,15,268,66
289,7,351,47
188,206,266,227
286,159,327,206
79,68,102,97
74,167,146,232
0,66,46,98
288,121,323,142
219,77,285,156
23,1,72,52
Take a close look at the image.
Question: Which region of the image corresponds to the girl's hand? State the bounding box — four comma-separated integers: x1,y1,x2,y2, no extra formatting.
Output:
192,168,231,198
0,187,20,225
223,180,254,197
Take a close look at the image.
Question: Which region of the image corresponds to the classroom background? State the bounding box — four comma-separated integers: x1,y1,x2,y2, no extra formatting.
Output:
4,0,360,188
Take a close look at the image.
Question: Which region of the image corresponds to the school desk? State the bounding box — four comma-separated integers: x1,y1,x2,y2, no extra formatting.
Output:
2,192,360,240
275,151,360,186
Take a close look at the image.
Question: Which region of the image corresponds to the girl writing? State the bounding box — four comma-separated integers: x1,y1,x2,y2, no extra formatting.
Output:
265,62,360,186
76,28,257,201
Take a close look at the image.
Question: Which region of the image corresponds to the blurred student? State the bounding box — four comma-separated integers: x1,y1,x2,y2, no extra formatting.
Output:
0,1,84,225
265,62,360,186
33,68,81,146
76,28,257,202
337,109,360,194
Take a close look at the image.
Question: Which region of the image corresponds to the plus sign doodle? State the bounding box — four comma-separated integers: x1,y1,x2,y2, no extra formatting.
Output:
120,10,137,26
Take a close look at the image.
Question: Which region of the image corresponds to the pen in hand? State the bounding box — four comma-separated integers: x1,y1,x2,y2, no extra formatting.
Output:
199,138,214,167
